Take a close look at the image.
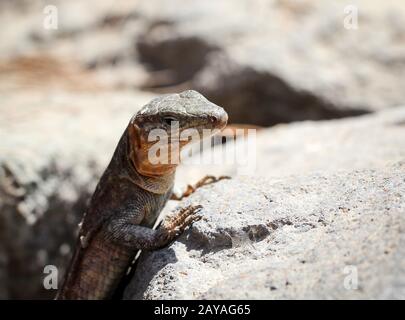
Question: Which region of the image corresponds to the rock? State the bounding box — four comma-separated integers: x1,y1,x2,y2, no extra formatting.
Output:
2,1,405,125
0,0,146,89
125,106,405,299
124,162,405,299
0,90,153,298
0,55,105,92
134,0,405,125
176,105,405,186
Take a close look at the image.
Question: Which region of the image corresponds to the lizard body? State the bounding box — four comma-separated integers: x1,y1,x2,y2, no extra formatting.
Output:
56,90,227,299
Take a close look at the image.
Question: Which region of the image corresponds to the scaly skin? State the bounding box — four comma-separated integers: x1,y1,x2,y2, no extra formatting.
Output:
56,90,228,299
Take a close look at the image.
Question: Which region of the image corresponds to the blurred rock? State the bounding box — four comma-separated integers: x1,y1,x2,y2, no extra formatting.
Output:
125,162,405,299
0,0,146,89
135,0,405,124
2,0,405,125
0,55,104,92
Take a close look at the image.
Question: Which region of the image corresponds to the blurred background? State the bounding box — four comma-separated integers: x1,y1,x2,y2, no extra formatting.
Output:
1,0,405,299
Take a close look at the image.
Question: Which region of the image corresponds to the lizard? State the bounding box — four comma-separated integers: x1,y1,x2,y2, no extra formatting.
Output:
56,90,228,300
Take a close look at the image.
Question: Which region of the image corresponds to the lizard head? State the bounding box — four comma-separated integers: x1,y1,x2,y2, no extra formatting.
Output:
128,90,228,176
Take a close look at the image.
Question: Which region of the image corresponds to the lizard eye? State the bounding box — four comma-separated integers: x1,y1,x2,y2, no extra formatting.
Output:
162,116,178,126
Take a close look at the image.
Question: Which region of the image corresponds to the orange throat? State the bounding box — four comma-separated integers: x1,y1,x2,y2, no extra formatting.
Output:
128,124,178,177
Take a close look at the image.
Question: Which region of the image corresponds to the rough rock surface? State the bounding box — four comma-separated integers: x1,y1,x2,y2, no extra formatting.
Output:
125,162,405,299
0,90,153,299
125,106,405,299
1,0,405,125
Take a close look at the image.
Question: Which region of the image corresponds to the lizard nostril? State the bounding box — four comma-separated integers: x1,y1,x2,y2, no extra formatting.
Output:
209,115,217,123
208,112,227,128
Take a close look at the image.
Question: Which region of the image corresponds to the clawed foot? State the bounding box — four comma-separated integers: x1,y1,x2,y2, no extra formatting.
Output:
171,175,230,201
158,205,203,243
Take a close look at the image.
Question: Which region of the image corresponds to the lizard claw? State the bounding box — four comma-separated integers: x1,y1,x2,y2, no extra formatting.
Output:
162,204,203,238
171,175,231,200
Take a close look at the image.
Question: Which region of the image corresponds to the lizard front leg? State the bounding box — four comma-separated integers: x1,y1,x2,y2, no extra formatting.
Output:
171,175,230,200
107,205,202,250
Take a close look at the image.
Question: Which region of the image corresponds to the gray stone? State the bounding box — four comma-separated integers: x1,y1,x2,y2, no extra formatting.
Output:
2,1,405,125
134,0,405,124
125,106,405,299
125,162,405,299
